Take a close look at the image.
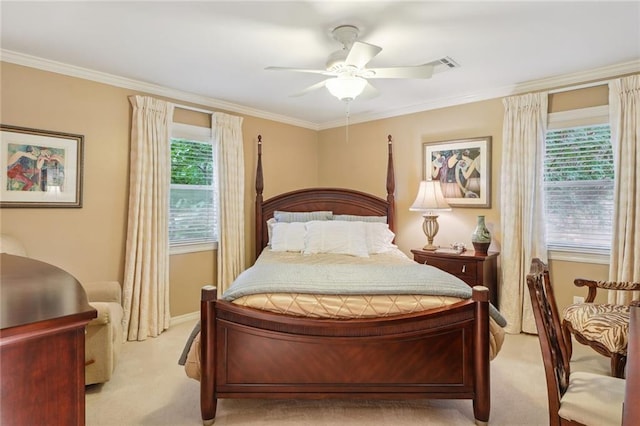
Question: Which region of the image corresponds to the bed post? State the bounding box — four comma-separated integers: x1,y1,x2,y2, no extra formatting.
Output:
386,135,396,232
472,286,490,425
255,135,264,261
200,285,218,425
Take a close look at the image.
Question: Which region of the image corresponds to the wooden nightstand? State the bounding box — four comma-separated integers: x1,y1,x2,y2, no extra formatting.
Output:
411,249,499,306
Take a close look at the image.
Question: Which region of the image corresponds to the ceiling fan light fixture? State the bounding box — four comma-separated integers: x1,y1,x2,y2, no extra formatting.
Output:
325,76,367,101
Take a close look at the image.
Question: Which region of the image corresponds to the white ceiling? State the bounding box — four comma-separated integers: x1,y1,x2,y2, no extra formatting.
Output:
2,1,639,129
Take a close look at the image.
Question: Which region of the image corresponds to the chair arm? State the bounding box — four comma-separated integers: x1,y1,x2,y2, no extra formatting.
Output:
87,302,117,326
574,278,640,303
83,281,122,305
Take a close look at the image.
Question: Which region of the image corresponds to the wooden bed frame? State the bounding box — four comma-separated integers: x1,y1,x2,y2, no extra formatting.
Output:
199,135,491,425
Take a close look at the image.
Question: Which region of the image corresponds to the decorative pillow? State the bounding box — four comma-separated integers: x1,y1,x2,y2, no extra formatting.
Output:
274,210,333,223
362,222,397,254
303,220,369,257
270,222,306,252
333,214,387,223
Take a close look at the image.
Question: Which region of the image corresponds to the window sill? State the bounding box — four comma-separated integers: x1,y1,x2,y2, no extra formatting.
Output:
548,249,609,265
170,241,218,255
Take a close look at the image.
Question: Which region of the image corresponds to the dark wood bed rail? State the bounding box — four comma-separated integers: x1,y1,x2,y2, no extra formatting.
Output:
255,134,396,260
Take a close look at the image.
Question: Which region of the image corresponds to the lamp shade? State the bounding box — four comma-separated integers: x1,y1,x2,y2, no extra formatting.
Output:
325,76,367,101
409,180,452,212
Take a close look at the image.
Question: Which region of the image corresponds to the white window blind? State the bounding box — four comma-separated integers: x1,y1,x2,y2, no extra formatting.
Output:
543,123,613,253
169,124,218,249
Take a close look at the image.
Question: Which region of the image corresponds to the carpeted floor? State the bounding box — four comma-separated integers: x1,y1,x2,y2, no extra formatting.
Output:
86,317,609,426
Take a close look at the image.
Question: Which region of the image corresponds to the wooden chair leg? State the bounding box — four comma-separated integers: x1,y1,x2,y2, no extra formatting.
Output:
611,354,627,379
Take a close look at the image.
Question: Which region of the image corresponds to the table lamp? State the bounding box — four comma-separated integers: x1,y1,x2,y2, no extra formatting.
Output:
410,180,451,250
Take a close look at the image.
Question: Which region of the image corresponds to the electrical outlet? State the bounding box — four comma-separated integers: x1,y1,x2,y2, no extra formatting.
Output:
573,296,585,304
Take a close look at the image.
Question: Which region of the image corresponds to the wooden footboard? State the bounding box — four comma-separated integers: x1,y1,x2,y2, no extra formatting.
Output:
200,285,490,425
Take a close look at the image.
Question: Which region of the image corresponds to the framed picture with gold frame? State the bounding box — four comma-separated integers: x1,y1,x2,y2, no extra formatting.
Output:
422,136,491,208
1,124,84,208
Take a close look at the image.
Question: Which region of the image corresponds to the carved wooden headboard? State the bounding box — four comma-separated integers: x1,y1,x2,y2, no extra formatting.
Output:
254,135,396,259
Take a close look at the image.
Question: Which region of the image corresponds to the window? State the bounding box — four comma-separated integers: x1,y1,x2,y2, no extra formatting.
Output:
169,123,218,253
544,106,613,256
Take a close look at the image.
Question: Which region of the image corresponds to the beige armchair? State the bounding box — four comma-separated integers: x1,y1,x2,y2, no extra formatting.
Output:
83,280,124,385
0,234,123,385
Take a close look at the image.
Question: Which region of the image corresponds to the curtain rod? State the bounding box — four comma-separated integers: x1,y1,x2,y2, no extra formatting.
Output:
173,102,214,115
548,79,608,94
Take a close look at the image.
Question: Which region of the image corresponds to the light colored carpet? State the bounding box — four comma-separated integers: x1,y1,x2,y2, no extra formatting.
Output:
86,318,609,426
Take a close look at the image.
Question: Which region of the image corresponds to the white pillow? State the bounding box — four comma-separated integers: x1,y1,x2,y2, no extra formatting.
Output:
266,218,277,246
363,222,397,254
303,220,369,258
270,222,306,252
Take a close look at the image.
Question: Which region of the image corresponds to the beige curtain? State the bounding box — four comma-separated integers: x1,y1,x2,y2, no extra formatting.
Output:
500,92,548,334
213,112,245,296
608,74,640,304
122,96,174,341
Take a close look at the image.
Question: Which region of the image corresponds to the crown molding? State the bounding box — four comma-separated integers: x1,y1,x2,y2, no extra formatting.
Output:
319,59,640,130
0,49,319,131
3,49,638,131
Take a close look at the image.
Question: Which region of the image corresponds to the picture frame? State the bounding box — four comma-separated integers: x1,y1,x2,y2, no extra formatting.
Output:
1,124,84,208
422,136,491,208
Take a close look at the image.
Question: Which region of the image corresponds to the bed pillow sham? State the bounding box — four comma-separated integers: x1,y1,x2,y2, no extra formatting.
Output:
266,218,277,246
274,210,333,223
333,214,387,223
362,222,397,254
270,222,306,252
303,220,369,257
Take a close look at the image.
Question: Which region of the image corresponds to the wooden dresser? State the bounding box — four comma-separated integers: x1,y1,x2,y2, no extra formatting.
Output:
0,253,97,426
411,249,499,306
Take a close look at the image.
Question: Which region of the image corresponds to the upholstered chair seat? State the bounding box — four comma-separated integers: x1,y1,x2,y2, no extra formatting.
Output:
563,303,629,354
561,278,639,378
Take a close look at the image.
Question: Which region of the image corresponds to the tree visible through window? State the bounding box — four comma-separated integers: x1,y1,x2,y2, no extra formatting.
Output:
169,136,217,246
544,124,613,252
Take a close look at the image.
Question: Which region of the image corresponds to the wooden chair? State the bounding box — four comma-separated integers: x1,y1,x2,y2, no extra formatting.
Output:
526,258,625,426
562,278,640,378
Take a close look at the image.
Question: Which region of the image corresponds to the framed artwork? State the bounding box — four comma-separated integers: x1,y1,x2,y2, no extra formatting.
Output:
1,125,84,208
422,136,491,208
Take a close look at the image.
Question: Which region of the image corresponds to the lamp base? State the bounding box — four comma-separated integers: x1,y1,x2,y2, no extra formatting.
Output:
422,243,438,251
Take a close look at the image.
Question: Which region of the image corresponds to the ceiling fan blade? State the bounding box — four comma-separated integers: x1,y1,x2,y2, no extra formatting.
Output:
289,79,328,97
344,41,382,68
367,64,435,79
265,66,333,76
359,81,380,100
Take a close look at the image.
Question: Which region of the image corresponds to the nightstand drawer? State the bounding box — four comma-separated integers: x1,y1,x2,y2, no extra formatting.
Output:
421,257,477,283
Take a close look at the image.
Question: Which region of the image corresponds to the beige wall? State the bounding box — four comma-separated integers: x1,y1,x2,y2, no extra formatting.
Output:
1,62,318,317
1,60,616,320
318,87,611,312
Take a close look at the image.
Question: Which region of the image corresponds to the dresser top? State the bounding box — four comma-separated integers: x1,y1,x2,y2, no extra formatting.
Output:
1,253,96,332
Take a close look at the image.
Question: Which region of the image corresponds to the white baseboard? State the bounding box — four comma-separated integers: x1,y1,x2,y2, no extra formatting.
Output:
171,311,199,326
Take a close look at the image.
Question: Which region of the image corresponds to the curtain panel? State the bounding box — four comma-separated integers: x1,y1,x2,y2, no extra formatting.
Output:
122,96,174,341
608,74,640,304
213,112,245,296
500,92,548,334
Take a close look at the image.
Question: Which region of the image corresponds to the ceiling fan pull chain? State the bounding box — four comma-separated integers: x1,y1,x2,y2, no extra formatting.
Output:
345,101,351,143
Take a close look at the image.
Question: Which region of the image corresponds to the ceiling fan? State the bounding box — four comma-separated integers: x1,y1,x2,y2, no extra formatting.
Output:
266,25,458,102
